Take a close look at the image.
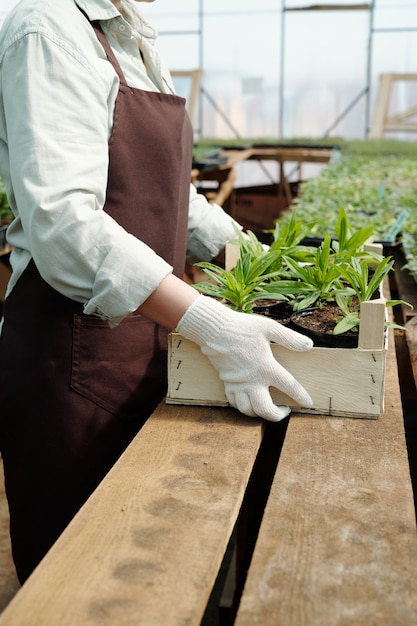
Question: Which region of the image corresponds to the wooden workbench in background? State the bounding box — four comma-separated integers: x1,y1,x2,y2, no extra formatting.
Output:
193,146,333,230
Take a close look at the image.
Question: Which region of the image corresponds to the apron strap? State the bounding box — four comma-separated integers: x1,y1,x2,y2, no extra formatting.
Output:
77,4,128,86
92,21,128,87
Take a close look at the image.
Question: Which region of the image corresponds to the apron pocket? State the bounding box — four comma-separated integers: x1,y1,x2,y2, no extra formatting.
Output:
71,313,167,419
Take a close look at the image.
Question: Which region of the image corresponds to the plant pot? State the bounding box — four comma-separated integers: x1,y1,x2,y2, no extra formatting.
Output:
252,300,292,324
290,306,359,349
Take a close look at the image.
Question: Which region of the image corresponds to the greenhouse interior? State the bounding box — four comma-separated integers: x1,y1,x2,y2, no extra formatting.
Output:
1,1,417,624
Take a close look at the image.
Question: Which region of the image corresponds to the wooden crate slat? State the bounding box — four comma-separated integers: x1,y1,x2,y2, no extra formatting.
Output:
168,333,387,418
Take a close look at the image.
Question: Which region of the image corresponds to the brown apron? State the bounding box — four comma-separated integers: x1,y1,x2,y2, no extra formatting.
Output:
0,22,192,583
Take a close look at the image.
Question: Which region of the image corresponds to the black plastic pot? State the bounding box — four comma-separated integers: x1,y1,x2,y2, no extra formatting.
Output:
253,301,292,324
290,307,358,349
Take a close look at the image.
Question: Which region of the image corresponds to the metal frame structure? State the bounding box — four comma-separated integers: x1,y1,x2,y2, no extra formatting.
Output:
280,1,417,139
159,0,204,135
279,3,375,139
159,1,416,141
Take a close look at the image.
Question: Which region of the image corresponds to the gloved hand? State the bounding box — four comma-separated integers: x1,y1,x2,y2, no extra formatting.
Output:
177,295,314,422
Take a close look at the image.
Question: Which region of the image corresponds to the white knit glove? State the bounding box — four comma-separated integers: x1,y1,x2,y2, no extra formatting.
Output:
177,295,314,422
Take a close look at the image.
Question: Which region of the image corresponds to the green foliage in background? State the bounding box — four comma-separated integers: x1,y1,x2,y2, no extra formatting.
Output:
194,137,417,283
276,152,417,282
279,153,417,242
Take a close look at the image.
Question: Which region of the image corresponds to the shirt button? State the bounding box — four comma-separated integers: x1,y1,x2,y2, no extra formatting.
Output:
119,24,126,32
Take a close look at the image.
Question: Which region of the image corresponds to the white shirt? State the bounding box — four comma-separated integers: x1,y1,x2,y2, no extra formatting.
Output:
0,0,237,326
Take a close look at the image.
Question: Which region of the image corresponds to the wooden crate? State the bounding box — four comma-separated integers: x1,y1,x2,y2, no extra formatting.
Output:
167,298,388,419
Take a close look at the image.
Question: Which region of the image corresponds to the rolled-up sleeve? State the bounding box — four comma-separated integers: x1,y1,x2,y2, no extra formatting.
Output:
186,183,241,264
1,31,172,325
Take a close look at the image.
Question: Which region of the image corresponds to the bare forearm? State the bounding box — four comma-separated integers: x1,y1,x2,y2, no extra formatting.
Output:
137,273,200,329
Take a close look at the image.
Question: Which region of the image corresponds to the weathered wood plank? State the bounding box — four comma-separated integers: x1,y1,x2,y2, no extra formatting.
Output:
235,326,417,626
0,404,263,626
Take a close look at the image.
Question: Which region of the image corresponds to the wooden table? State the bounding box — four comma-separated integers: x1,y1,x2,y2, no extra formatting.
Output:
193,146,333,211
235,324,417,625
225,146,334,204
0,406,268,625
0,308,416,624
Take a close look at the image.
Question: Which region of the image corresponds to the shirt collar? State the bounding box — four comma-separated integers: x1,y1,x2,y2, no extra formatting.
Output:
75,0,157,41
75,0,120,22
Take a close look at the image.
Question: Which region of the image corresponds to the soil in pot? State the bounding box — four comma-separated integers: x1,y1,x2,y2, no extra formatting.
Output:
252,300,292,324
290,302,359,348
